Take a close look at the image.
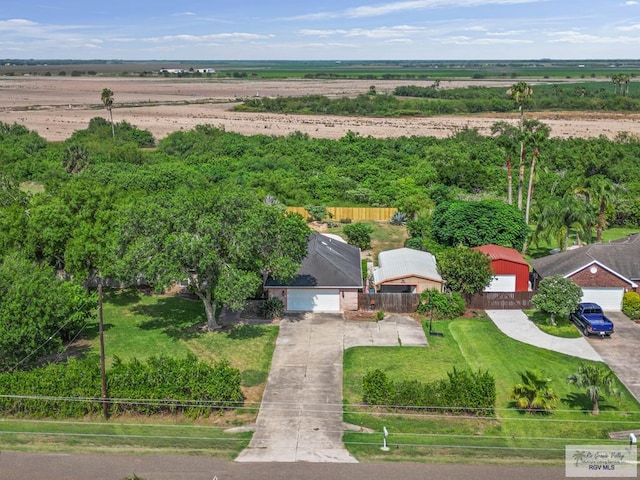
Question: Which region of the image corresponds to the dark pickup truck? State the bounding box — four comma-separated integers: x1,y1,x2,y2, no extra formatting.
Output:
570,302,615,337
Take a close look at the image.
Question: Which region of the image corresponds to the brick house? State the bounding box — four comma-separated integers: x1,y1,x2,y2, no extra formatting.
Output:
530,234,640,310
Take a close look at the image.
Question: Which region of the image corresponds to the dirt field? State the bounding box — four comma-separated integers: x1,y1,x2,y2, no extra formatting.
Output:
2,76,640,142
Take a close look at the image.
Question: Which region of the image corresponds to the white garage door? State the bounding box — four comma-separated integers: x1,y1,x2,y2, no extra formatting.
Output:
287,289,341,312
580,287,624,311
485,275,516,293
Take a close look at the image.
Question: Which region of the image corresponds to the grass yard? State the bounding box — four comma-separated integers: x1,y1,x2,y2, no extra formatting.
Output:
328,220,409,263
343,318,640,464
0,289,277,456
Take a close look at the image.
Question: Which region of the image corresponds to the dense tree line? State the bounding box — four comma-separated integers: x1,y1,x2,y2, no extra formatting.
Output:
2,108,640,368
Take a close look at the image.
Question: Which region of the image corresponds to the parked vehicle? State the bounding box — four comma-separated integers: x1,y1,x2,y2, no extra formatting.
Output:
570,302,615,337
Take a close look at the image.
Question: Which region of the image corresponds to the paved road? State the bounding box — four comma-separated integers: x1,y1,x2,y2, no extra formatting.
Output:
0,451,569,480
585,312,640,403
236,313,427,463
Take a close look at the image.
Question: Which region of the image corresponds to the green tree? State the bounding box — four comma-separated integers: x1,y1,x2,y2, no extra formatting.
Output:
491,121,519,205
100,88,115,138
115,188,310,330
532,194,593,250
507,81,533,211
342,222,374,250
510,369,559,414
431,200,529,250
437,246,493,298
567,364,620,415
0,252,96,370
522,119,551,225
62,143,90,174
575,175,617,243
531,275,582,325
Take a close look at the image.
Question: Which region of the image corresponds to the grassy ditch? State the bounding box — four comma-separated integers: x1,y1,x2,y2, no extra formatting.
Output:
343,319,640,464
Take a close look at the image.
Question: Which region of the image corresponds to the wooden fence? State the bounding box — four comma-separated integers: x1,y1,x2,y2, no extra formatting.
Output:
466,292,535,310
287,206,397,222
358,293,420,313
359,291,536,313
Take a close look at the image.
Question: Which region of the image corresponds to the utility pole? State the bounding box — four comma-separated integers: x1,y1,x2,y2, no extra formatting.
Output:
98,281,109,419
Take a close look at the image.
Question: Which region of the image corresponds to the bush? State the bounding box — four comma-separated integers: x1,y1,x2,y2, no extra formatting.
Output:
376,309,384,321
389,211,408,226
362,367,496,415
417,289,465,320
362,369,395,405
342,222,374,250
622,291,640,320
258,297,284,319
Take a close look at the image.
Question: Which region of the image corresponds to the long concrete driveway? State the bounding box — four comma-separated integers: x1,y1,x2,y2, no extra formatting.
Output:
236,313,427,463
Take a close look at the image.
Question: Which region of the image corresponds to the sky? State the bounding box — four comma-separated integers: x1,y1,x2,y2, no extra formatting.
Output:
2,0,640,61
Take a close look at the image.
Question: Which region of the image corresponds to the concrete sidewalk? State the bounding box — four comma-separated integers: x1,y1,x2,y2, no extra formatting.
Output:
236,313,427,463
486,310,603,362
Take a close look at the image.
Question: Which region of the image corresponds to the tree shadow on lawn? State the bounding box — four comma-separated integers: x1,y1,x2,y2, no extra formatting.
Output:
132,297,206,341
104,288,145,306
226,324,267,340
563,392,619,413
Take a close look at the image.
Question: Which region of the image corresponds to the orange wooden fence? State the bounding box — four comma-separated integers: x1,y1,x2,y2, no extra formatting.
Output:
287,206,397,222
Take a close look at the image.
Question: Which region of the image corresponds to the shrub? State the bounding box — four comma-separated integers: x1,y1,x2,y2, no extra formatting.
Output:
404,237,424,250
622,291,640,320
258,297,284,319
417,289,465,320
376,309,384,321
362,369,395,405
389,211,408,226
343,222,374,250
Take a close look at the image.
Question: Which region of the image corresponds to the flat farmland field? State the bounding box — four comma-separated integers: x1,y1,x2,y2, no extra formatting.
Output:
2,75,640,142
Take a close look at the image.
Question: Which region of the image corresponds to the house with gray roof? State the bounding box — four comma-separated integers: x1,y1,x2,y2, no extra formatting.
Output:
373,248,442,294
264,232,362,312
530,234,640,310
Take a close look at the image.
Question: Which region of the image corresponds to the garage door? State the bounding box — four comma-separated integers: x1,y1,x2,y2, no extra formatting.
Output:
287,289,341,312
485,275,516,293
580,287,624,311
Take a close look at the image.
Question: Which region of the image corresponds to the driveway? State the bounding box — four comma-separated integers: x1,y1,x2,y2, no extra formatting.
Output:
486,310,602,361
236,313,427,463
585,312,640,403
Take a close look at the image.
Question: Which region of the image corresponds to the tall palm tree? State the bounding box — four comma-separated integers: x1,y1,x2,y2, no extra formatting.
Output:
511,369,559,414
567,364,620,415
101,88,115,138
522,119,550,225
491,121,519,205
575,175,617,243
507,82,533,211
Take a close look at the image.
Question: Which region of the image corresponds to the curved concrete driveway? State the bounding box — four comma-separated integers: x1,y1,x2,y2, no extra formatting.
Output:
486,310,603,362
236,313,427,463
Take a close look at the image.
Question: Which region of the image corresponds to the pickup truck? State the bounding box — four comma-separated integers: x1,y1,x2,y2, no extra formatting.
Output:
570,302,615,337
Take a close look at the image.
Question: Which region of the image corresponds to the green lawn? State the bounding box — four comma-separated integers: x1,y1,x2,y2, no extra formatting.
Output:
524,310,582,338
343,318,640,464
0,289,277,456
328,220,408,263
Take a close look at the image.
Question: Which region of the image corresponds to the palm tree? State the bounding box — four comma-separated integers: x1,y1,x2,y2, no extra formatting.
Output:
491,121,519,205
532,194,593,251
62,143,89,174
507,82,533,211
522,119,550,225
567,364,620,415
511,369,559,414
101,88,115,138
575,175,618,243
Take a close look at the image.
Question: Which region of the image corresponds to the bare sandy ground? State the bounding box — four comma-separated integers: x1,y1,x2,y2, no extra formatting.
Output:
2,76,639,142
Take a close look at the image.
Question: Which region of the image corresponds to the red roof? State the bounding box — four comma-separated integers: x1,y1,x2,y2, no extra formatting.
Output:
473,244,528,266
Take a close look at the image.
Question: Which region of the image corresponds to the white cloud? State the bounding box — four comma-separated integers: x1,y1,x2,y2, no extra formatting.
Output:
345,0,543,18
299,25,425,39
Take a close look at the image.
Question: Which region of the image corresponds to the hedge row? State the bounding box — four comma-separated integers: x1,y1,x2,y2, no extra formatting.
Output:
362,367,496,416
0,354,243,418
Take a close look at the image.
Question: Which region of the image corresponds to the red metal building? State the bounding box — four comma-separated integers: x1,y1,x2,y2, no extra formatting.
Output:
473,244,530,292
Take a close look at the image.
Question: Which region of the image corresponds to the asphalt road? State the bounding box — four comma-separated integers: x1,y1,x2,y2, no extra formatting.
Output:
0,451,569,480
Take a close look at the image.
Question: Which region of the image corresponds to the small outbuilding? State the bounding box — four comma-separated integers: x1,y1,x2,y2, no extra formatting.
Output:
264,232,362,313
373,248,442,294
473,244,530,292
